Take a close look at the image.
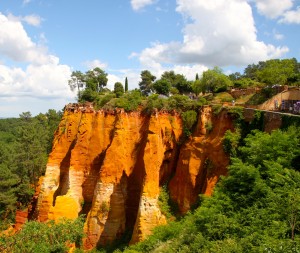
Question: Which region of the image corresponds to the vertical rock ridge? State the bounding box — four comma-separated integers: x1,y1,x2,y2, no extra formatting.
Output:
169,106,234,213
32,104,235,250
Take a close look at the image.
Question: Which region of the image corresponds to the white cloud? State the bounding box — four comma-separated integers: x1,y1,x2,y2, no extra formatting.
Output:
0,61,73,99
251,0,300,24
133,0,289,69
279,7,300,24
0,13,51,64
83,59,108,70
0,12,75,117
253,0,293,19
131,0,156,11
7,13,43,27
22,14,42,26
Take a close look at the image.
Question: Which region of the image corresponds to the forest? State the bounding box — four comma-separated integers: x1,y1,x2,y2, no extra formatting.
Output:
1,58,300,252
0,110,62,230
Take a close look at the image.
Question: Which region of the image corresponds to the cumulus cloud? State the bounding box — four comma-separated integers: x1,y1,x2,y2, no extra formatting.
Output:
279,7,300,24
253,0,293,19
0,13,51,64
0,12,74,116
131,0,156,11
251,0,300,24
0,61,73,99
83,59,108,70
133,0,289,69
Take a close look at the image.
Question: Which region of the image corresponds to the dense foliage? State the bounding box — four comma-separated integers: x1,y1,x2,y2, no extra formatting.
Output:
67,58,300,115
0,110,62,229
0,217,85,253
123,126,300,253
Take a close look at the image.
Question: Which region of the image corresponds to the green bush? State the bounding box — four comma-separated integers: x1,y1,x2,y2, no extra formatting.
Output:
94,93,116,108
158,185,175,219
0,217,85,253
166,95,206,112
205,121,213,133
223,128,241,156
143,94,168,114
114,90,143,111
182,110,198,137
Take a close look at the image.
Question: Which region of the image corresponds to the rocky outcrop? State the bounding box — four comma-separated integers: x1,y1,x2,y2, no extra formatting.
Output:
169,107,234,213
32,104,233,249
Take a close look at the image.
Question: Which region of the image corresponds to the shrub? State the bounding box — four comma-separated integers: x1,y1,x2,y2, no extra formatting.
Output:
0,217,85,252
158,185,172,219
143,94,168,114
166,95,202,112
223,128,241,156
114,90,143,111
205,121,213,133
94,93,116,108
182,110,198,137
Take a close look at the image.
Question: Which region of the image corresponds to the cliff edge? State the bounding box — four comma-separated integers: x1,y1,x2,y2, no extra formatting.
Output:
30,104,233,249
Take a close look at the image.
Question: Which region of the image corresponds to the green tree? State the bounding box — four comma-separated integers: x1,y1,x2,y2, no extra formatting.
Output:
161,71,191,94
0,164,18,225
69,68,108,102
161,71,177,85
125,77,128,92
68,71,85,92
153,79,171,96
85,67,108,92
192,79,202,96
139,70,156,96
201,67,232,93
114,82,125,98
256,59,297,85
0,111,62,229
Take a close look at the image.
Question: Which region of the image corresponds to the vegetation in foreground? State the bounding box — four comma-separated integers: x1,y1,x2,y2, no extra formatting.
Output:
0,217,85,253
2,126,299,253
121,126,300,253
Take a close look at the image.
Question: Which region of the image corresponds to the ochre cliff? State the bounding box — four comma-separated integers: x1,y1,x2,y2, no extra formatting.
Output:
30,104,234,249
169,107,233,213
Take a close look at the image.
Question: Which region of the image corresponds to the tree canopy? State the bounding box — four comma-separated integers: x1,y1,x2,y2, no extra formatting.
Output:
139,70,156,96
68,67,108,102
114,82,125,98
200,67,232,93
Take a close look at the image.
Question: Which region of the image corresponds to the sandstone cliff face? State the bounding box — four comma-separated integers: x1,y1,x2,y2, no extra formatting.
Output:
32,104,233,249
169,107,234,213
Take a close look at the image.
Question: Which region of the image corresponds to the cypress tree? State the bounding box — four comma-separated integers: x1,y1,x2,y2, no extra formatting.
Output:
125,77,128,92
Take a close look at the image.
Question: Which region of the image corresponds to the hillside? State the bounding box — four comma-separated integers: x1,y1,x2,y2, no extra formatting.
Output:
29,103,234,249
1,102,300,252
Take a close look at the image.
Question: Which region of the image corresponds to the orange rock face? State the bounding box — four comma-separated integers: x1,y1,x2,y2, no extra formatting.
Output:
169,106,234,213
32,104,234,249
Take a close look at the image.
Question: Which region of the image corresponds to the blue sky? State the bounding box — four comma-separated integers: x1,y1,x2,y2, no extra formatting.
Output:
0,0,300,117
